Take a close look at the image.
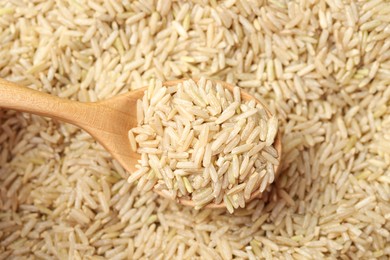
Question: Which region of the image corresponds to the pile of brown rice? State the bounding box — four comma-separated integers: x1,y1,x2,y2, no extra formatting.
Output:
128,78,279,211
1,0,389,259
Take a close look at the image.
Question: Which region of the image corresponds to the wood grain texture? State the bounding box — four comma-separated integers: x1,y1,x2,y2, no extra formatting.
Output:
0,78,282,209
0,78,143,174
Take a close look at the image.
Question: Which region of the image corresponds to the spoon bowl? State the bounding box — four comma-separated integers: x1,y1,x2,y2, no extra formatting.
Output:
159,79,282,209
0,78,281,209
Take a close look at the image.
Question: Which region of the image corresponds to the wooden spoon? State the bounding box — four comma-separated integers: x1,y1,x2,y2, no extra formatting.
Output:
0,78,281,209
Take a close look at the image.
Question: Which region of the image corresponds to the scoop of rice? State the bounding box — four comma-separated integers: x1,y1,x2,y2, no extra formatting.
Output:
128,78,279,212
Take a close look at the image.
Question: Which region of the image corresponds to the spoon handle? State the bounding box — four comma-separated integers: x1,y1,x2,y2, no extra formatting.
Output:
0,78,91,127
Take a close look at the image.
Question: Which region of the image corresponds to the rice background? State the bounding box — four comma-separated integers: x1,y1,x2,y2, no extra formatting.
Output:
0,0,389,259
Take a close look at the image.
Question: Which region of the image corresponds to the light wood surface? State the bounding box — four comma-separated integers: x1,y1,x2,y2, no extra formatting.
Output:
0,77,143,175
0,78,282,209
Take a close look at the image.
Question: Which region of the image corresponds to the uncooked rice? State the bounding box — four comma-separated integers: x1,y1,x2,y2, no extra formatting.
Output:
1,0,390,259
128,78,279,211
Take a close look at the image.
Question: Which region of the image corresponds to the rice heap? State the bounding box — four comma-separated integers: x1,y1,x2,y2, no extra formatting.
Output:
128,78,279,211
1,0,389,259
